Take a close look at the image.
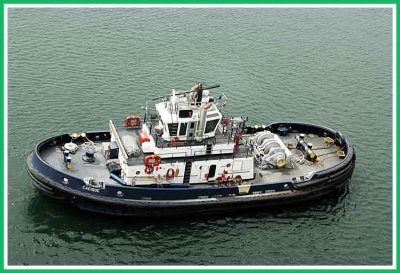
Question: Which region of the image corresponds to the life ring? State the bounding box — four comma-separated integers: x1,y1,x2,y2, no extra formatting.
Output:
144,154,161,168
125,115,141,127
145,166,154,174
216,176,223,182
234,175,242,183
166,168,175,180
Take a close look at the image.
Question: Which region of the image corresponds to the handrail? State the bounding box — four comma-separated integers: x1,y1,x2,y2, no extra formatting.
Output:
109,120,129,162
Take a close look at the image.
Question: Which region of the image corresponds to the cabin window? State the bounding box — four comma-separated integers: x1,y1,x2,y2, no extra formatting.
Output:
168,123,179,136
209,165,216,178
207,113,220,119
179,123,188,136
205,119,219,134
190,122,195,129
179,110,193,118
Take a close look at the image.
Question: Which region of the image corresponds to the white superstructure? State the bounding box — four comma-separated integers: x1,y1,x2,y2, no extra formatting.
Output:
106,84,292,186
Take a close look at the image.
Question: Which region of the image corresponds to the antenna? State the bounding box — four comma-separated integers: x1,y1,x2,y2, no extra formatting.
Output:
142,101,149,122
151,84,221,101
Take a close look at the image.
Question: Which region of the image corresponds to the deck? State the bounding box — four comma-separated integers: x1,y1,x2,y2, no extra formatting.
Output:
39,126,344,188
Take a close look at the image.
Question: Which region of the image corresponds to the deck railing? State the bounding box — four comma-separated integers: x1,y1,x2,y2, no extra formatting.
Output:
109,120,129,163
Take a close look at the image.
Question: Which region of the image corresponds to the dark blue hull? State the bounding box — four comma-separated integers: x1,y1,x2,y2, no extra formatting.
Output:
27,122,356,217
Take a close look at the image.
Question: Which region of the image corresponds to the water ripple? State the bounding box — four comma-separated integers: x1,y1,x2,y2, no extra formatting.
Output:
8,8,392,265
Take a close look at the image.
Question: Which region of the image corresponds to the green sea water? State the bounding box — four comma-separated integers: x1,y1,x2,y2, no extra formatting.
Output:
7,8,393,265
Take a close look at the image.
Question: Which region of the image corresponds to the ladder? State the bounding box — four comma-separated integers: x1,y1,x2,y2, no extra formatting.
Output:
169,123,178,136
206,144,213,154
183,161,192,183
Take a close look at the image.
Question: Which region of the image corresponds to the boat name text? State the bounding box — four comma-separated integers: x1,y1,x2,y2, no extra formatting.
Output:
82,185,100,193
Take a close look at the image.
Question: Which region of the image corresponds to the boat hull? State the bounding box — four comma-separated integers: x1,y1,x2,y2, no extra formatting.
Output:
26,122,356,217
28,159,354,217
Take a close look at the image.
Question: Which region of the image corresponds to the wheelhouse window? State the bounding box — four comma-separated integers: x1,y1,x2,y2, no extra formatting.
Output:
179,110,193,118
204,119,219,134
179,123,188,136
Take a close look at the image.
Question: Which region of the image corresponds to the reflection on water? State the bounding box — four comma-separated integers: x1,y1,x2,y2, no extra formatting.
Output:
21,182,355,265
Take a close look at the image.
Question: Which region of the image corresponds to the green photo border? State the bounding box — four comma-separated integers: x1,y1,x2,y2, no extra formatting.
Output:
2,0,396,271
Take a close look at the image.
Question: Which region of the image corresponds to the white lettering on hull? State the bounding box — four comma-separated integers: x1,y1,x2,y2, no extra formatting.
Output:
82,185,100,193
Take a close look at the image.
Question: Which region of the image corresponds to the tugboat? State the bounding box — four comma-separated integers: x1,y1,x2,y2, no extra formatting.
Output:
27,84,356,217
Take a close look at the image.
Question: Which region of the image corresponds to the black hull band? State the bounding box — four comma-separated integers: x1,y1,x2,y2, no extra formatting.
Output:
28,154,355,217
27,121,356,217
